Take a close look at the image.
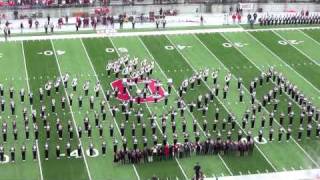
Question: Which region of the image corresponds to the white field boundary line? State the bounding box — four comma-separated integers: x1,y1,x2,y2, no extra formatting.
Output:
245,31,320,110
272,30,320,67
205,168,320,180
21,41,44,180
138,36,234,176
218,32,320,168
2,26,320,42
50,40,93,180
109,37,190,180
165,34,278,172
79,38,142,180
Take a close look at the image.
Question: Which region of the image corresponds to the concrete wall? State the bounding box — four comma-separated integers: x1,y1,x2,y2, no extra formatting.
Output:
1,2,320,20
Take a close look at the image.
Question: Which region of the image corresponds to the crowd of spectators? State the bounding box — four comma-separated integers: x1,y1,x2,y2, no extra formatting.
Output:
114,137,254,165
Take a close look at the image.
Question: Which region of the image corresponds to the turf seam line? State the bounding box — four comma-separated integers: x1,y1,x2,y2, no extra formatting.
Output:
21,41,45,180
50,40,93,180
109,37,190,180
165,34,278,171
220,33,320,168
137,36,234,176
272,30,320,67
79,38,142,180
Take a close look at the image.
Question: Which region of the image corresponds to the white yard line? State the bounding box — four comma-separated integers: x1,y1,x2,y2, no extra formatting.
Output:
2,26,320,42
79,38,142,180
165,34,278,171
21,41,44,180
298,29,320,48
272,30,320,67
219,33,320,168
137,36,234,176
109,37,189,180
50,40,93,180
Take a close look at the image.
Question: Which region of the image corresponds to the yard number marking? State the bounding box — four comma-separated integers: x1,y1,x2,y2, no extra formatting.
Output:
165,45,192,50
254,136,268,144
69,149,100,158
86,149,99,157
278,40,304,45
105,47,128,53
222,42,248,48
37,50,65,56
0,155,10,164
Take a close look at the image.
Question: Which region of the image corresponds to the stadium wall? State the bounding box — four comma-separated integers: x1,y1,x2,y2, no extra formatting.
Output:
1,3,320,20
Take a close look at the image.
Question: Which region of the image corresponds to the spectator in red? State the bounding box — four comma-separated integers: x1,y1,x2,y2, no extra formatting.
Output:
232,14,236,24
28,18,32,28
58,18,63,29
237,13,242,23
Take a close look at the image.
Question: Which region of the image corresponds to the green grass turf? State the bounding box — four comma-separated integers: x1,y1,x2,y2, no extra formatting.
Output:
221,31,320,165
195,32,319,167
110,36,231,178
23,40,90,180
141,35,275,174
168,33,317,170
250,31,320,92
51,39,138,180
0,42,41,180
1,28,320,180
275,30,320,65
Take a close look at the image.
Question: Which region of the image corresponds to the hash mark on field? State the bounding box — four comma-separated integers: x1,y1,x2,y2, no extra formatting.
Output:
248,170,251,174
239,171,242,175
291,167,295,170
256,170,260,174
265,169,269,173
282,167,287,171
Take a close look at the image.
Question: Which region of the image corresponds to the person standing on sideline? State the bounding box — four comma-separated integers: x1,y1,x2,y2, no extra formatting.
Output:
3,26,8,41
20,22,24,33
35,20,39,29
50,22,54,33
44,23,48,34
200,15,204,26
162,18,166,28
156,19,159,29
132,18,136,29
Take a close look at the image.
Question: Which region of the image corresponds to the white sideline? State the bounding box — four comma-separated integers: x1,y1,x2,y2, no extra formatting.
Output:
2,26,320,42
205,168,320,180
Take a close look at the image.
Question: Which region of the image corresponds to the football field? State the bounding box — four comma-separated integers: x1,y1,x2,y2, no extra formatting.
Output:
1,27,320,180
